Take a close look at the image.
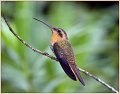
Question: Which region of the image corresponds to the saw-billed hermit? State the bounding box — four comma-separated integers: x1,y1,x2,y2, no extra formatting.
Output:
33,17,85,86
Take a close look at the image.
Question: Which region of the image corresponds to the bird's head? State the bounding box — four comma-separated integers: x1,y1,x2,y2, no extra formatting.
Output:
51,27,68,43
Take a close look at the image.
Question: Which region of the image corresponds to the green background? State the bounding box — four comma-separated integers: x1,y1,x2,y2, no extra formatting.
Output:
1,1,119,93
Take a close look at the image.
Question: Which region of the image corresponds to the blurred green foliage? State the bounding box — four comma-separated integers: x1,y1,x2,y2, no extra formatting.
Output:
1,1,119,93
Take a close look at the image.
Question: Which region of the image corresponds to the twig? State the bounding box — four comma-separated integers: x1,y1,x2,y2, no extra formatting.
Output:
1,14,118,93
78,68,118,93
1,13,57,61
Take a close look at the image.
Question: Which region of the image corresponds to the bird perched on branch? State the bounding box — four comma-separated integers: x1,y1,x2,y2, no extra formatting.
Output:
33,18,85,86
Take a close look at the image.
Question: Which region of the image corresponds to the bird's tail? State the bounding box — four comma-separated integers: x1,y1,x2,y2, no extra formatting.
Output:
70,64,85,86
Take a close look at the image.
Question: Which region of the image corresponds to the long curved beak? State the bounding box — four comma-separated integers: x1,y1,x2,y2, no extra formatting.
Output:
33,17,53,29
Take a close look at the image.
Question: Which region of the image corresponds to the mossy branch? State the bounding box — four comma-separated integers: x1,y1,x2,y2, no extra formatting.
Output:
2,14,118,93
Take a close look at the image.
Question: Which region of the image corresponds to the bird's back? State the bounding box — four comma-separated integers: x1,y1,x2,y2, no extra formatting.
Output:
52,40,85,85
56,40,76,65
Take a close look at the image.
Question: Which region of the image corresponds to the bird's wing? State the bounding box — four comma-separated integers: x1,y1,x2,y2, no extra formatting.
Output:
53,43,77,81
53,41,85,86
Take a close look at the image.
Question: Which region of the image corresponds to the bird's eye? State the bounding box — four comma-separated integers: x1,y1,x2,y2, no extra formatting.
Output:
57,29,63,37
57,29,61,33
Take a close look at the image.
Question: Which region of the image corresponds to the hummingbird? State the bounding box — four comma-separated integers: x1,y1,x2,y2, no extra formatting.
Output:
33,18,85,86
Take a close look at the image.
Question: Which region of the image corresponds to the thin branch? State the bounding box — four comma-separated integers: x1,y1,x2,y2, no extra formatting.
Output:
78,68,118,93
2,13,57,61
1,14,118,93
